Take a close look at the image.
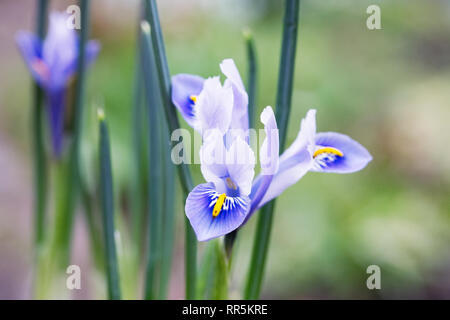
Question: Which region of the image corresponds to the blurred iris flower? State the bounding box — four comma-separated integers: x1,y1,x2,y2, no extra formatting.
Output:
172,59,372,241
16,11,100,156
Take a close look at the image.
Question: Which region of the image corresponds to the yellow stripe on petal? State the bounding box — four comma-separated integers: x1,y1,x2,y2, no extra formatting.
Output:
313,147,344,159
190,95,197,104
212,193,227,218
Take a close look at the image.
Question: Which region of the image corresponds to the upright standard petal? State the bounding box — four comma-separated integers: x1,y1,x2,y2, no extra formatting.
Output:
226,137,256,197
171,73,205,128
43,12,78,89
259,106,279,176
59,39,101,86
254,109,316,209
220,59,249,133
246,106,279,216
311,132,372,173
244,106,280,219
185,183,250,241
200,133,255,197
200,132,228,193
196,76,233,135
280,109,316,161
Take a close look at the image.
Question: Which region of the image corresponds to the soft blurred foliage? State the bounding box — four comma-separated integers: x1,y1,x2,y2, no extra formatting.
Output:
0,0,449,299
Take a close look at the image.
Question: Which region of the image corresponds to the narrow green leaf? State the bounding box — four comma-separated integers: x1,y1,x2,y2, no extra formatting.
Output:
56,0,92,266
244,0,301,300
32,0,48,248
244,28,258,130
80,175,104,270
158,112,176,299
197,241,217,299
131,15,146,257
140,23,164,300
99,112,121,300
143,0,197,300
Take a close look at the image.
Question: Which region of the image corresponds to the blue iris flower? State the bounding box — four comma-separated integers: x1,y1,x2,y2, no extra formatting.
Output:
16,11,100,157
172,59,372,241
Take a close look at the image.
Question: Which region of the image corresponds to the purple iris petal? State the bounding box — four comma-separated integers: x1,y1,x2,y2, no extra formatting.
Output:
220,59,249,145
200,132,228,192
185,183,250,241
247,106,279,216
42,12,78,90
62,40,101,83
225,136,255,197
15,31,46,87
200,133,255,197
196,77,233,135
171,74,204,128
252,109,316,210
311,132,372,173
259,106,279,175
16,11,100,157
255,148,312,210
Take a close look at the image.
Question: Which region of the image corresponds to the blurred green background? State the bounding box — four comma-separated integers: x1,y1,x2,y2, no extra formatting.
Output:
0,0,449,299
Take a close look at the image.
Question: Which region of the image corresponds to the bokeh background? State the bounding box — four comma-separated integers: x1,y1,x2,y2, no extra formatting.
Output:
1,0,450,299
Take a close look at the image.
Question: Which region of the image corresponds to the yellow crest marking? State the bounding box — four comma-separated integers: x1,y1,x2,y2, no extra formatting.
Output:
190,95,197,104
212,193,227,218
313,147,344,159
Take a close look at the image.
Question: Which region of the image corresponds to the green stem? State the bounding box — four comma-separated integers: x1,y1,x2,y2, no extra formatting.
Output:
36,159,71,299
80,175,104,270
52,159,71,262
143,0,197,300
158,111,176,299
99,114,121,300
131,1,146,259
213,240,229,300
140,25,163,300
35,159,68,299
244,28,257,130
197,241,216,299
33,0,48,247
32,0,48,298
244,0,300,300
58,0,92,266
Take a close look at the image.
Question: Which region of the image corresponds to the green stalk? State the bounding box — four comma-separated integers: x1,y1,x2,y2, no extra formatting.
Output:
57,0,92,266
243,28,257,130
32,0,48,298
131,18,146,256
196,241,217,299
244,0,300,300
143,0,197,300
158,110,176,299
80,175,104,270
140,25,163,300
98,111,121,300
35,160,69,299
33,0,48,247
213,240,229,300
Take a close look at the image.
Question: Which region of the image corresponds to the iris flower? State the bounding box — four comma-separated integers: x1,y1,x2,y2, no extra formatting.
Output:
16,11,100,156
172,59,372,241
